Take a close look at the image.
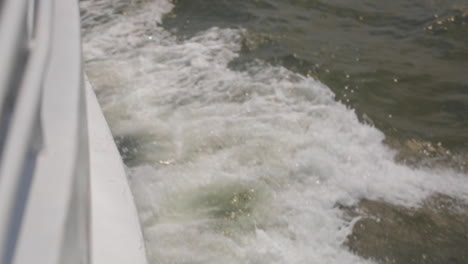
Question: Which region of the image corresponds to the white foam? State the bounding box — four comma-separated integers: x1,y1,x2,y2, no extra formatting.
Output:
81,0,468,263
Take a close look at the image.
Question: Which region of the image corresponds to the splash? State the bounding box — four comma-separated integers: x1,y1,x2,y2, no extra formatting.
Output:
81,1,468,263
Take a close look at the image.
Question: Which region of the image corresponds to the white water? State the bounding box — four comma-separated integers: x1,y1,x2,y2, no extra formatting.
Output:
81,0,468,263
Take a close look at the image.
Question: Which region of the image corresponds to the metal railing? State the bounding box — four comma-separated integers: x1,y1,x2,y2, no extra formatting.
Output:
0,0,90,263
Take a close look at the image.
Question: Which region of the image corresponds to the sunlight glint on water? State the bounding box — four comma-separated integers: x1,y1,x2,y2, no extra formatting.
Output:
81,0,468,263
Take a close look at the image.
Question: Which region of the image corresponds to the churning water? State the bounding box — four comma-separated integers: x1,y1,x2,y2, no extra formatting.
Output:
80,0,468,263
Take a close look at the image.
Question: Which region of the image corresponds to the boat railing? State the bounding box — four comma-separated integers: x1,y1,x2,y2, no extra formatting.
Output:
0,0,91,263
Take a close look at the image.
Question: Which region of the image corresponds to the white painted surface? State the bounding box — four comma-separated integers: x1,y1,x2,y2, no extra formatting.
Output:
11,0,87,263
86,77,148,264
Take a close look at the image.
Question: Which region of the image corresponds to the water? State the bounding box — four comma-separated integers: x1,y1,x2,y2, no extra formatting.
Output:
162,0,468,150
80,0,468,263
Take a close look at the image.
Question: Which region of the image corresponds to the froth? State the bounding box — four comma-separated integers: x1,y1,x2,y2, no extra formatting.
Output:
82,1,468,263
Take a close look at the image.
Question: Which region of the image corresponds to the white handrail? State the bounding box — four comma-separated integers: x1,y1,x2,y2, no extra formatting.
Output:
0,0,29,124
9,0,92,263
0,1,148,263
0,0,52,263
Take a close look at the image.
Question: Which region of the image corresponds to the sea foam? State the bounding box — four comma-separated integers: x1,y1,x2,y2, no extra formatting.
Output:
81,0,468,263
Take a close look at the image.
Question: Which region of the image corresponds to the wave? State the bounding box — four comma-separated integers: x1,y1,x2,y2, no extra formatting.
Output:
81,0,468,263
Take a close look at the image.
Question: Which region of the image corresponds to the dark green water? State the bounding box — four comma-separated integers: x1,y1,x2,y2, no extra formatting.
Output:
80,0,468,263
161,4,468,261
164,0,468,151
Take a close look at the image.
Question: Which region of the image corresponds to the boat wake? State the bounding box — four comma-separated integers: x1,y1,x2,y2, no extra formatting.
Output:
81,0,468,263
